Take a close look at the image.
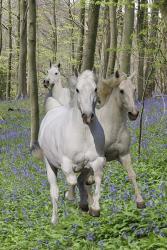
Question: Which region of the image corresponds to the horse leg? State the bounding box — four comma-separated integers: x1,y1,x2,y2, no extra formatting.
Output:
61,156,77,186
77,169,90,212
119,154,145,208
89,157,105,217
44,157,59,224
61,157,77,201
65,185,76,201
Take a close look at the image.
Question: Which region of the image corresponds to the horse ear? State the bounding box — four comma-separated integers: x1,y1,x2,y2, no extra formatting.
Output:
49,60,52,68
115,70,120,78
128,72,136,81
57,63,61,69
74,68,79,78
92,66,96,74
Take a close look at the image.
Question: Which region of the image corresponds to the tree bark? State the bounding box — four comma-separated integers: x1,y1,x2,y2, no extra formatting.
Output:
159,0,167,94
6,0,12,100
145,0,159,97
82,0,101,71
28,0,39,147
16,0,20,94
17,0,27,99
106,0,118,77
68,0,75,72
137,0,147,101
0,0,2,55
100,5,110,78
76,0,85,72
52,0,57,62
120,0,134,74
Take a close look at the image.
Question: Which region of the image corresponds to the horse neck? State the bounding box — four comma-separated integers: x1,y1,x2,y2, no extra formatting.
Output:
69,97,84,127
52,77,63,97
98,88,127,131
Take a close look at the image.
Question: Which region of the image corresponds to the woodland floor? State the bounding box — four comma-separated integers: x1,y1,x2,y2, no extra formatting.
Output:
0,97,167,250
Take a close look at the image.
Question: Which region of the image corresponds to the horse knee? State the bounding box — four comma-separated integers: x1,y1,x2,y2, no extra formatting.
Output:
128,170,136,180
66,174,77,186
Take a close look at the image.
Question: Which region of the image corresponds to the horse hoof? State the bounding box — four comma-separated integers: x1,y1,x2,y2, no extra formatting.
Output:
89,208,100,217
137,201,146,209
86,175,95,185
65,191,75,201
79,203,89,212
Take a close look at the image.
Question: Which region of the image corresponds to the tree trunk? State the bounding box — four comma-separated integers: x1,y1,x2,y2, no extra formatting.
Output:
137,0,147,101
160,0,167,94
82,0,101,71
0,0,2,55
120,0,134,74
76,0,85,72
106,0,118,77
145,0,159,97
100,5,110,78
52,0,57,62
16,0,20,94
68,0,75,72
28,0,39,147
17,0,27,99
6,0,12,100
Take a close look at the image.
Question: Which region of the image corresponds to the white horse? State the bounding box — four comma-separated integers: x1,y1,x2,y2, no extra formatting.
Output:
43,70,145,209
76,72,145,210
34,70,106,224
43,63,71,112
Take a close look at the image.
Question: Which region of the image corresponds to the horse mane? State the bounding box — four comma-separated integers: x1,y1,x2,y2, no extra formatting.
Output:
97,72,127,106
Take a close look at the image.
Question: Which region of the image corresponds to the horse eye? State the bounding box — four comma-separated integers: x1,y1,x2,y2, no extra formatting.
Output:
120,89,124,94
55,72,58,75
95,88,97,92
76,88,79,93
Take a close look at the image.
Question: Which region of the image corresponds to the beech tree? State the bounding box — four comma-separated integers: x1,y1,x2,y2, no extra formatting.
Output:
82,0,101,71
120,0,135,74
17,0,28,99
28,0,39,147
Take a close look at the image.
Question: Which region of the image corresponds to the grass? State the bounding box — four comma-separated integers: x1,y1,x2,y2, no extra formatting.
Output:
0,97,167,249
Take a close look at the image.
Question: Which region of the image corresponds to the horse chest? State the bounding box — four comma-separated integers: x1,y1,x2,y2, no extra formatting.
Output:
63,126,100,163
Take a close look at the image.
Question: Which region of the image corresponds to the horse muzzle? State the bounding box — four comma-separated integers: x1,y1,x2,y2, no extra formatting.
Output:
43,80,50,88
128,111,139,121
82,113,95,125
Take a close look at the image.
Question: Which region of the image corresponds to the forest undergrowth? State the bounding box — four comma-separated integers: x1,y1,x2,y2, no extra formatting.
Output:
0,97,167,250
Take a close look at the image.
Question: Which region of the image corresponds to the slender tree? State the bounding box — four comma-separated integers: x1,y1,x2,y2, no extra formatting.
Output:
6,0,12,100
52,0,57,62
106,0,118,77
100,4,110,78
145,0,159,97
120,0,135,74
137,0,147,100
0,0,2,55
16,0,20,94
17,0,28,99
28,0,39,147
76,0,85,72
68,0,75,72
159,0,167,94
82,0,101,70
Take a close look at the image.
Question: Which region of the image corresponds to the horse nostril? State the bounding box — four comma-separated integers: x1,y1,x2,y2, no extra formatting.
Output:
91,113,94,120
43,80,45,83
82,113,85,118
46,80,49,84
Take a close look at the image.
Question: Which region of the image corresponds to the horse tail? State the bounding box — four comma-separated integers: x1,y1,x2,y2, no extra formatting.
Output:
30,141,43,161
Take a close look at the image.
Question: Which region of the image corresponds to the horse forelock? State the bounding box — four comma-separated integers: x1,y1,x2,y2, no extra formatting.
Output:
77,70,96,89
97,72,127,105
